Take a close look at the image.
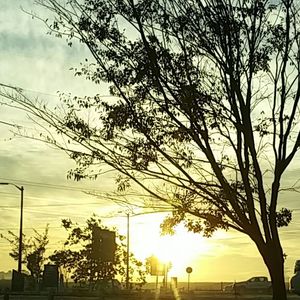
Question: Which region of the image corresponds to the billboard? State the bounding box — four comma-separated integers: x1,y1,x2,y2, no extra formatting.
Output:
11,270,24,292
92,228,116,262
43,264,58,288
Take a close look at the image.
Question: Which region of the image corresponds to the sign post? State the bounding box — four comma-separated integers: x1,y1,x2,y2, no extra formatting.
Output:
186,267,193,292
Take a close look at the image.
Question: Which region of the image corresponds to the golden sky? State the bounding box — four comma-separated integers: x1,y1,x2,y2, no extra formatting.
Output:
0,0,300,283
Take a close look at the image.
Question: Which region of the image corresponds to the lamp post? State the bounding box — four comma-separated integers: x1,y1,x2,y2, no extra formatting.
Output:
116,209,172,289
126,213,130,290
0,183,24,273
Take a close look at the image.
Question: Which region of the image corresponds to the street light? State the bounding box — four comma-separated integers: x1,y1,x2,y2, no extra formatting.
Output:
0,182,24,273
118,210,171,290
126,213,130,290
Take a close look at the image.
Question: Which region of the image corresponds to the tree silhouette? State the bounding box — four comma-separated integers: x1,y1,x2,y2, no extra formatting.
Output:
1,0,300,298
1,226,49,284
49,215,146,288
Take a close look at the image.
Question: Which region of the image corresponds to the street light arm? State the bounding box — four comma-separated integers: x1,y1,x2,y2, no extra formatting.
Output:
15,185,24,192
0,182,23,191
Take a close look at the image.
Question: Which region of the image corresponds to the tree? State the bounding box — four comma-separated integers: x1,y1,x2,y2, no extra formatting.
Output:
1,226,49,283
48,215,146,288
1,0,300,298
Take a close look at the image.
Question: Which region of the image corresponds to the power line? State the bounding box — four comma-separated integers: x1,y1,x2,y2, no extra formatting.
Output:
0,176,106,193
0,226,62,231
0,202,110,209
0,82,115,100
0,191,114,208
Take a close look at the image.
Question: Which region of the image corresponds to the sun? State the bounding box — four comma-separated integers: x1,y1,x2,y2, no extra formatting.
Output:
151,226,211,276
128,216,212,278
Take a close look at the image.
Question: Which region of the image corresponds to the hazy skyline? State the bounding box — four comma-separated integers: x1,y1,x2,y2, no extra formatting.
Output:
0,0,300,283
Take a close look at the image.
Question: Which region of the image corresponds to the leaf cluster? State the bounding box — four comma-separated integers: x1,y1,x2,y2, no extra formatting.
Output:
49,215,146,286
0,226,49,279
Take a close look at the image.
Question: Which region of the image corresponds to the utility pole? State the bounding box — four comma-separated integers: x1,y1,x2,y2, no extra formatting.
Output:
0,183,24,273
115,209,172,289
126,213,130,289
18,186,24,273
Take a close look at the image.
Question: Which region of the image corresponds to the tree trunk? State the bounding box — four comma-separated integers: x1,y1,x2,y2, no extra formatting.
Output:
263,244,287,300
269,268,287,300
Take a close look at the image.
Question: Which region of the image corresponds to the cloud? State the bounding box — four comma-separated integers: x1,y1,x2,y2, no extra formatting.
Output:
0,0,102,97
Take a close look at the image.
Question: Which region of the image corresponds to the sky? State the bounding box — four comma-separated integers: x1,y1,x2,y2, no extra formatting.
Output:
0,0,300,283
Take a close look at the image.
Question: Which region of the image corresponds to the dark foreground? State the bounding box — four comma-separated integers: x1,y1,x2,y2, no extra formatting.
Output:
1,290,300,300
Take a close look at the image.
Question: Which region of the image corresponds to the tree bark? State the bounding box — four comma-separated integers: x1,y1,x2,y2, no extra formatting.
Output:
263,243,287,300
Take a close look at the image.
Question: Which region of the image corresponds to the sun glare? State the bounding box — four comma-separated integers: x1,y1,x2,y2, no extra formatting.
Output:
129,218,212,278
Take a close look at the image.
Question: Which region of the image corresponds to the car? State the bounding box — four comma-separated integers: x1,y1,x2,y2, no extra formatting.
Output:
224,276,272,293
294,260,300,273
290,260,300,295
224,283,234,291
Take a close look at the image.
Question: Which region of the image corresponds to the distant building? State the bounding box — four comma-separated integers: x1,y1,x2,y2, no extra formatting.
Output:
0,271,12,280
